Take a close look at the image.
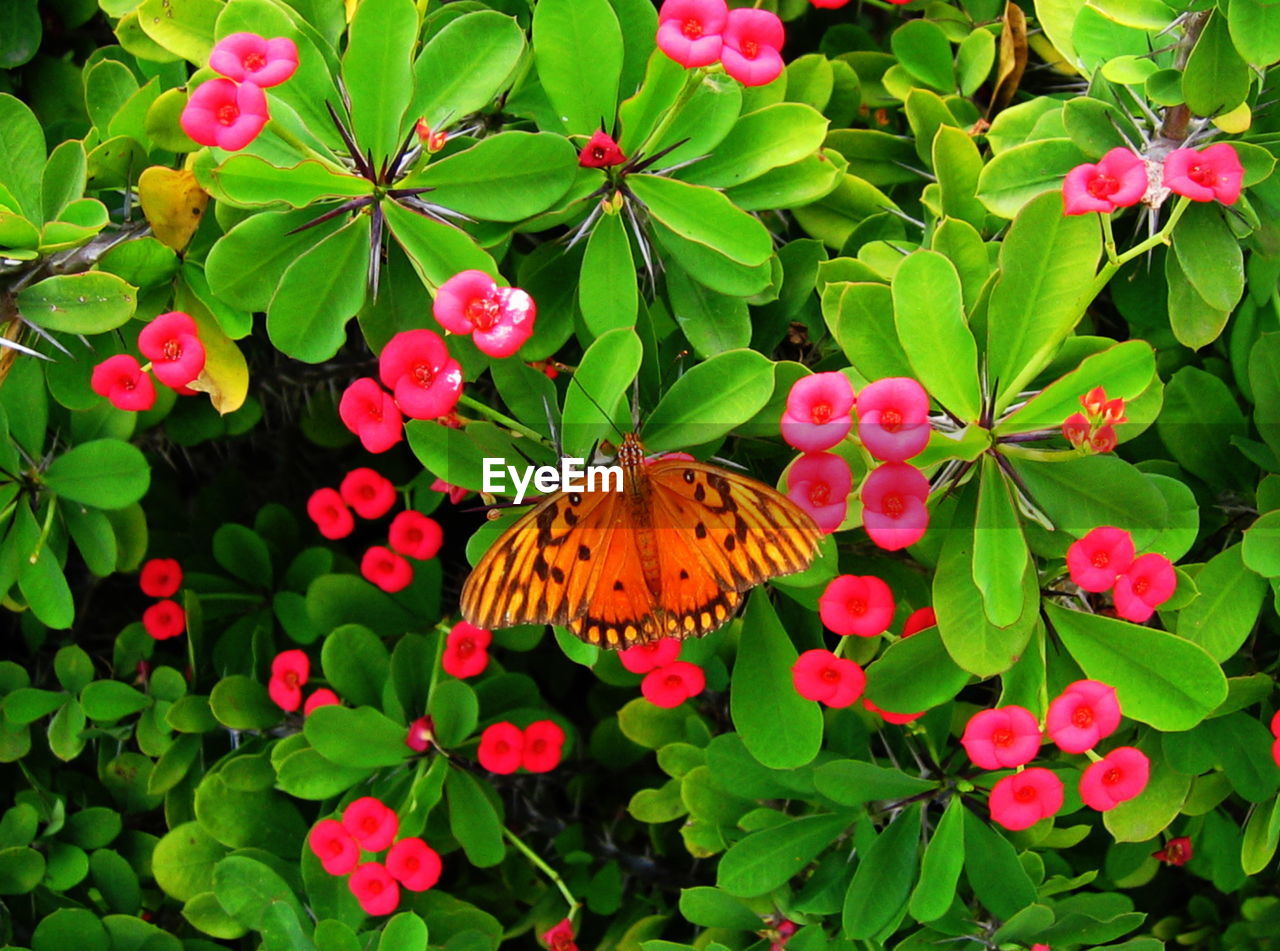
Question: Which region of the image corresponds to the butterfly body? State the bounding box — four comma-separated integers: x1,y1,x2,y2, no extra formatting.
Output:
460,434,822,648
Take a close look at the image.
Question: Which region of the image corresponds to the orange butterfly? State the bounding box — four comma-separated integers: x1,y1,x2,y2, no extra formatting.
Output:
460,433,822,649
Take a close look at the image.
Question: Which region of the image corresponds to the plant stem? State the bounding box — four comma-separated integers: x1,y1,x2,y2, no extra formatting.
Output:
457,392,548,445
1088,196,1191,301
1100,211,1118,265
502,826,580,921
633,68,704,163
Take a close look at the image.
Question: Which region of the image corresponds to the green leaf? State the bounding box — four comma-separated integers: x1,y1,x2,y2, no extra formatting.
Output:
153,821,227,902
428,678,478,748
209,675,281,730
137,0,220,65
321,624,391,708
977,139,1089,218
644,349,775,453
843,804,922,938
380,912,429,951
1103,742,1191,842
266,214,369,363
962,809,1037,920
32,908,107,951
1200,713,1280,802
717,812,852,898
0,93,45,222
1009,453,1168,545
628,174,773,267
1182,12,1249,117
405,132,577,221
683,103,829,188
1176,545,1269,661
1250,333,1280,459
729,590,823,769
17,272,138,334
409,11,526,129
80,680,150,721
1157,366,1248,488
343,0,417,162
54,645,94,693
213,523,272,589
304,705,411,769
532,0,623,135
987,192,1103,411
206,209,344,313
1228,0,1280,68
667,263,750,359
830,282,915,381
909,794,965,922
0,0,39,71
1046,602,1227,730
213,855,308,931
384,198,495,290
202,156,370,209
812,759,936,806
1172,203,1244,313
864,627,969,712
0,845,45,894
1241,795,1280,875
678,887,763,930
892,19,954,92
891,249,980,420
562,327,642,459
973,456,1028,626
44,440,149,510
446,767,505,867
579,211,638,337
1244,511,1280,578
996,340,1155,434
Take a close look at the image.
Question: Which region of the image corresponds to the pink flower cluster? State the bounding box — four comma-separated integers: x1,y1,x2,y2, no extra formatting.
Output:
340,329,464,453
477,721,565,773
1062,385,1126,454
92,312,207,412
782,375,932,548
1063,144,1243,215
434,270,537,359
966,680,1150,831
268,649,340,715
139,557,186,641
656,0,786,87
305,468,444,594
181,33,298,151
620,639,706,708
309,797,442,915
1067,526,1176,623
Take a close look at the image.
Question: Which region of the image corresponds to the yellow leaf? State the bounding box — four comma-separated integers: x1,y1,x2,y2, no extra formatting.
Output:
174,283,249,415
1027,34,1078,77
1213,102,1251,134
138,166,209,252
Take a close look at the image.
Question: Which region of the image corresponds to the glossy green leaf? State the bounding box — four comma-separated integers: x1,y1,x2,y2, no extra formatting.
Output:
628,174,772,267
17,272,137,334
579,210,638,337
843,804,921,938
1172,203,1244,313
892,249,980,420
212,855,308,931
532,0,623,134
977,138,1089,218
1183,13,1249,117
962,809,1037,920
683,103,829,188
997,340,1155,434
1176,545,1268,661
321,624,391,708
409,11,526,129
973,456,1028,626
201,156,369,209
1009,452,1167,544
892,19,954,92
304,705,411,769
909,794,966,922
446,767,505,867
343,0,417,162
562,327,642,459
44,440,149,510
644,349,774,453
137,0,219,64
385,198,496,290
717,812,852,898
864,627,969,712
0,93,45,222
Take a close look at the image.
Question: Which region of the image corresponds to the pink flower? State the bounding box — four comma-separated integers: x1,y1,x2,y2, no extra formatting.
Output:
786,451,852,533
209,33,299,87
522,720,565,772
343,796,399,851
862,697,923,723
1271,709,1280,738
1163,144,1244,205
901,606,935,637
414,119,448,153
818,574,894,637
641,661,706,708
339,378,404,453
431,478,468,505
306,487,355,540
140,558,182,598
811,0,851,6
138,311,205,390
478,722,524,773
579,130,626,168
348,862,399,916
1046,679,1121,753
1113,553,1177,623
91,355,155,412
860,462,930,551
856,377,930,462
361,546,414,593
961,706,1041,770
268,649,309,712
780,372,855,452
656,0,727,68
1080,746,1150,811
180,78,269,151
619,638,681,674
543,919,578,951
432,272,536,360
405,716,433,752
1062,148,1148,215
308,819,359,876
1153,836,1192,866
386,838,443,891
339,468,397,519
142,600,185,640
988,767,1065,831
442,621,491,679
720,8,785,87
378,330,465,419
1062,412,1090,447
1090,424,1118,454
388,511,443,560
1066,526,1135,592
791,649,866,708
303,688,340,715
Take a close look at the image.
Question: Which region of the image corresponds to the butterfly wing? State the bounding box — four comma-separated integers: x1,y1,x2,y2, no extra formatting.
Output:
459,489,622,631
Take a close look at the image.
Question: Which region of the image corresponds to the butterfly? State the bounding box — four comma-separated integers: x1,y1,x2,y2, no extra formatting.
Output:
460,433,822,649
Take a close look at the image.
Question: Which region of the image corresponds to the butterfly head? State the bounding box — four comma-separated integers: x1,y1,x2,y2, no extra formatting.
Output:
618,432,646,469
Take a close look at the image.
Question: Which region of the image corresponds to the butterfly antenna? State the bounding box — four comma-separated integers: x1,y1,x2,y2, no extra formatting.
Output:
630,374,641,434
568,373,628,443
542,393,563,458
